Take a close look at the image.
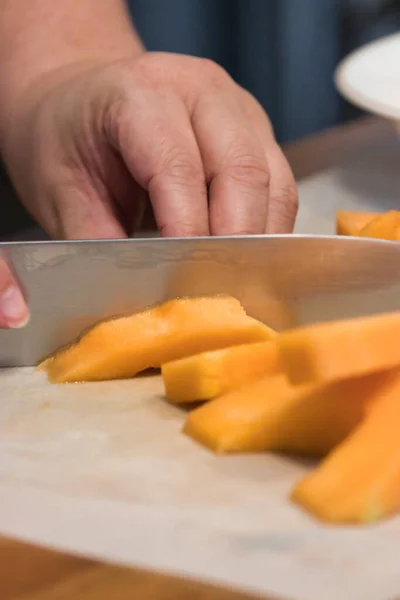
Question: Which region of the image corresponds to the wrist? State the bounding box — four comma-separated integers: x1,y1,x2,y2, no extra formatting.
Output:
0,0,145,151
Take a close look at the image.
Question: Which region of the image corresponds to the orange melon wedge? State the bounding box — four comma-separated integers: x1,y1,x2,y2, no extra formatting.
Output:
358,210,400,241
336,210,377,236
292,370,400,524
40,296,274,383
278,311,400,386
184,372,388,456
162,340,279,404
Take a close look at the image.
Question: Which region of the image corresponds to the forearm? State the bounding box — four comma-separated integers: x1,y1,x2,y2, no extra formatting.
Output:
0,0,143,116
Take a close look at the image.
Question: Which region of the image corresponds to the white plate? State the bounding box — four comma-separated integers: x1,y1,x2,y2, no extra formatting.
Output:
335,32,400,127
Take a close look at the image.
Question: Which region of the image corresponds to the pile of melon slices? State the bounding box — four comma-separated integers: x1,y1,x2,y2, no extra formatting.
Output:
40,293,400,527
337,209,400,239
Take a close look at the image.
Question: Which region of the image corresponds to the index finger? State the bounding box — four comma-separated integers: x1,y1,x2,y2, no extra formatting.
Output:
240,91,298,233
109,89,209,237
191,91,270,236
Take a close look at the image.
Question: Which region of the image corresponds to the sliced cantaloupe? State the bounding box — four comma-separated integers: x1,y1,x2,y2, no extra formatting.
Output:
358,210,400,241
40,296,275,383
278,311,400,386
292,370,400,524
336,210,377,237
162,340,280,404
183,371,389,456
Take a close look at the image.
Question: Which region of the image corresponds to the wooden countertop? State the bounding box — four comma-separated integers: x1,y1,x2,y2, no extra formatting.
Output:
2,116,399,599
1,538,261,600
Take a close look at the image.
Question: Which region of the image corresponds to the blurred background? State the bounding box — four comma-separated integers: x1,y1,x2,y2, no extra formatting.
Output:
128,0,400,142
1,0,399,238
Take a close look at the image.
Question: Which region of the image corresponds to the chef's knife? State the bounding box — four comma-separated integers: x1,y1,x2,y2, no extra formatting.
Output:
1,235,400,367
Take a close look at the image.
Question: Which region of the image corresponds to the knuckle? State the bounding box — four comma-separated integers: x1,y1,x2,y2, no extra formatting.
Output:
119,53,158,84
241,87,263,111
111,56,143,78
157,145,204,187
104,93,133,145
95,60,135,97
200,58,231,87
240,88,275,134
115,53,181,90
224,147,271,190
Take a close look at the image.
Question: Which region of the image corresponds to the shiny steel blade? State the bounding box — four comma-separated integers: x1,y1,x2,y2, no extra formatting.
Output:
1,235,400,367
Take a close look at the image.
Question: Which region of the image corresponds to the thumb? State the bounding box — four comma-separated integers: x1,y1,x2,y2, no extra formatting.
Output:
0,259,29,328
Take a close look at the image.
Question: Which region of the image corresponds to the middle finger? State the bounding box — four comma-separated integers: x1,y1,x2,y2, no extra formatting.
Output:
191,89,270,236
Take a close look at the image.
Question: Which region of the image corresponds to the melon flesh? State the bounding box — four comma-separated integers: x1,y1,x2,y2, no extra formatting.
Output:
292,370,400,524
40,296,274,383
162,340,279,404
336,210,377,236
278,311,400,386
358,210,400,241
184,372,389,456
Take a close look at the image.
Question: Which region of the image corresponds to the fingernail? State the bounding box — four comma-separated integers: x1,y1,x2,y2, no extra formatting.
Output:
0,285,29,328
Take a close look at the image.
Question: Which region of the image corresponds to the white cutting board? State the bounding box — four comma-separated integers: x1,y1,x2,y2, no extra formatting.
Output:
1,156,400,600
2,368,400,600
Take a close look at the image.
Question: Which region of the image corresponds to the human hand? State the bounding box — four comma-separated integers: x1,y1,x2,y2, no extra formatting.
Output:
0,260,29,328
2,52,298,240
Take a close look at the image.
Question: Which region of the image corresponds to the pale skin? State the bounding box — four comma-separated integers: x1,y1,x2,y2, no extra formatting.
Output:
0,0,298,329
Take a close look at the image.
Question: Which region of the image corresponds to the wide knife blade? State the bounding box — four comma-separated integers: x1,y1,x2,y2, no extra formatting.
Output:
1,235,400,367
